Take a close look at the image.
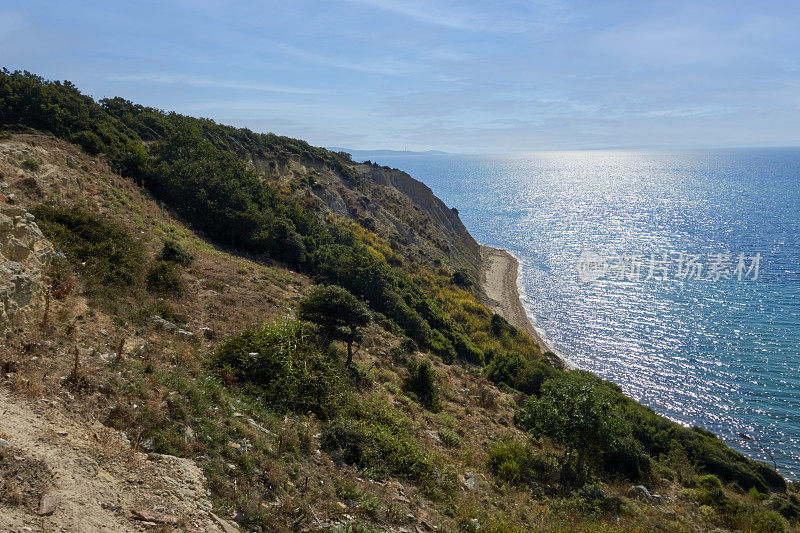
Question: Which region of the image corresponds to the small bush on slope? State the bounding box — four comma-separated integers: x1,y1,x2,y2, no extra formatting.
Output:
160,239,194,266
212,318,350,420
485,349,555,396
31,205,145,298
487,439,559,488
146,261,184,294
403,358,441,412
321,399,440,488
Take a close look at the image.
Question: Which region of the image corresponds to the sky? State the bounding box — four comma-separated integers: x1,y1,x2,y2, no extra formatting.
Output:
2,0,800,153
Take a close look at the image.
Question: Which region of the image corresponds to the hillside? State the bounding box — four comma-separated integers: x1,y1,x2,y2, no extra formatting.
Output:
1,70,799,532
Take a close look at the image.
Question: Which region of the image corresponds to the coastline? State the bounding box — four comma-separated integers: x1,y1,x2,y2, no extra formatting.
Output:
478,245,569,369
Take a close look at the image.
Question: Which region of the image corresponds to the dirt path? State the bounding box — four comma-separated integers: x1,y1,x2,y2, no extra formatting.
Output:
0,389,226,532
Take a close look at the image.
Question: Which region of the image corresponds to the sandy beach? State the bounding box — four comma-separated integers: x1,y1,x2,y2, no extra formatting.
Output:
479,245,567,368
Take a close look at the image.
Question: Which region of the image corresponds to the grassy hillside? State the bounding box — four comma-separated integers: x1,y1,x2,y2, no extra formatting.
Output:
1,69,798,531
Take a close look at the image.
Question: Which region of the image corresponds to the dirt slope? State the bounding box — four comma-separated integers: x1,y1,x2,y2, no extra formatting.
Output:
0,389,224,532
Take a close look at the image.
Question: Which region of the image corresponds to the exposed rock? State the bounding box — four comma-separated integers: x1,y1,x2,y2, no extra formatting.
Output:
210,512,240,533
361,165,482,274
38,493,60,516
176,328,195,339
629,485,652,500
651,493,669,505
150,315,178,331
462,471,480,490
0,201,55,337
130,509,179,525
0,438,9,447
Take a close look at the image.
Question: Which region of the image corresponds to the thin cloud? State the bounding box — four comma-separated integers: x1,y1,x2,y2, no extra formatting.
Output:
274,42,414,77
107,73,328,95
342,0,504,31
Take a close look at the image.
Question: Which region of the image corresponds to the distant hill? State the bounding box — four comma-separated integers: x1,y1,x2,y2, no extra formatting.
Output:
328,147,448,160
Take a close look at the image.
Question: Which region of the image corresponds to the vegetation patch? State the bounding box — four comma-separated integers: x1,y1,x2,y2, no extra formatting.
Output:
212,318,350,420
402,358,441,412
487,438,559,489
321,401,439,486
159,239,194,266
146,261,184,294
31,205,145,298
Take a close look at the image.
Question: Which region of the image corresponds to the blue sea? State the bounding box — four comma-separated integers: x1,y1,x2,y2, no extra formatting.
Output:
367,149,800,479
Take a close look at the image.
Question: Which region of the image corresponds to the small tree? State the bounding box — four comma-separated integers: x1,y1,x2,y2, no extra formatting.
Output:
298,285,371,367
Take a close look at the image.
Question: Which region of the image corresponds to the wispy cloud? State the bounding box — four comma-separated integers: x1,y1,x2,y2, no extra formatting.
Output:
273,42,415,77
342,0,502,31
107,73,328,95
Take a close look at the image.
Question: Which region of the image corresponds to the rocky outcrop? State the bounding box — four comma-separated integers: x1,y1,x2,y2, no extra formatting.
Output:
0,190,54,337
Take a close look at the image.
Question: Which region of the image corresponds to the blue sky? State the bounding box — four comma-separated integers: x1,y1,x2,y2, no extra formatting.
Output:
2,1,799,152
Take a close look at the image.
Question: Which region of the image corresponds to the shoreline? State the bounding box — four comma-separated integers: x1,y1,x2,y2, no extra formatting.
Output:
478,245,569,369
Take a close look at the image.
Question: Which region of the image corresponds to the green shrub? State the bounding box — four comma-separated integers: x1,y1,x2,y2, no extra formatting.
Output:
31,205,145,298
403,359,441,412
687,474,727,506
160,239,194,266
487,439,559,488
453,333,484,365
438,427,461,448
485,350,554,396
321,417,435,483
22,156,42,171
686,474,787,532
490,314,513,336
514,372,651,481
401,337,419,353
451,269,473,288
146,261,184,294
72,130,105,155
213,318,350,419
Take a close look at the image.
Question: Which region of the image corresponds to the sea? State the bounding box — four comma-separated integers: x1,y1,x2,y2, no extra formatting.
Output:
363,149,800,479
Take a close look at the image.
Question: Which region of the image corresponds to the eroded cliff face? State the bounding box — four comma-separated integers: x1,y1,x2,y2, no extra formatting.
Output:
0,191,54,337
240,151,485,290
359,164,482,274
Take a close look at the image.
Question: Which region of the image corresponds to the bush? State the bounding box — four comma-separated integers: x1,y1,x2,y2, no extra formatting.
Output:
686,474,788,532
453,333,484,365
22,157,42,171
321,417,436,483
438,427,461,448
514,372,652,481
487,439,559,488
486,350,554,396
403,359,441,412
146,261,184,294
212,318,350,419
490,314,513,336
160,239,194,266
451,269,473,288
71,130,105,155
31,205,145,298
